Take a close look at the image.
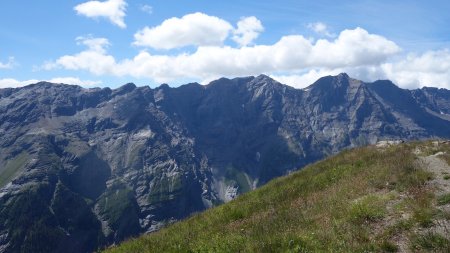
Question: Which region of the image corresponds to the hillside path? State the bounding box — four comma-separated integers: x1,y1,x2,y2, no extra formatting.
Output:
418,151,450,244
421,152,450,194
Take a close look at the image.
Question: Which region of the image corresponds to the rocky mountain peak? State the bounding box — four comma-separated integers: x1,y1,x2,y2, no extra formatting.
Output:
113,82,137,95
157,83,170,89
254,74,274,82
337,72,349,78
245,74,286,93
309,73,354,90
302,73,364,108
29,81,60,88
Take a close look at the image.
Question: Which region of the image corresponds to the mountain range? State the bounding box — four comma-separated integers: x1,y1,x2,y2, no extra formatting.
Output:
1,73,450,252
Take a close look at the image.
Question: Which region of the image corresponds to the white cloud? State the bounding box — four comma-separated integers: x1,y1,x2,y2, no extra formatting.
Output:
46,28,400,83
140,4,152,15
271,50,450,89
0,78,38,88
133,12,233,49
232,16,264,47
76,36,110,53
0,77,101,88
47,77,102,86
380,50,450,89
52,37,116,75
307,22,335,38
271,69,342,89
42,25,450,89
74,0,127,28
309,28,400,68
0,57,16,69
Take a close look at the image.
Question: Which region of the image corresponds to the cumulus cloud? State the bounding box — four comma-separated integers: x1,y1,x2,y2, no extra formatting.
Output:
380,50,450,89
133,12,233,49
74,0,127,28
47,77,102,86
76,36,110,53
0,77,101,88
310,28,400,67
0,78,38,88
307,22,335,38
50,36,116,75
0,57,16,69
271,50,450,89
134,14,264,49
232,16,264,47
140,4,152,15
40,7,450,90
45,27,400,83
271,69,342,89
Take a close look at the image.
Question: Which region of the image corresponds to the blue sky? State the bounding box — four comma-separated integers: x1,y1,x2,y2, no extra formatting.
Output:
1,0,449,89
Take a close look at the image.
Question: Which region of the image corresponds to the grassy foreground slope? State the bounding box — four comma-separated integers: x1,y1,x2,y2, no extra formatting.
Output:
105,142,450,252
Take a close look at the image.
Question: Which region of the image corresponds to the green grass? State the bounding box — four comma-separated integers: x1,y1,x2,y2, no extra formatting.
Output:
349,194,387,224
379,240,399,252
411,191,435,227
104,143,443,253
98,184,136,227
147,174,183,204
410,232,450,251
437,193,450,206
0,152,29,188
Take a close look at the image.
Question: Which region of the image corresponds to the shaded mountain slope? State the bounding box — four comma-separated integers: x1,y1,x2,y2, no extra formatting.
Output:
106,141,450,253
1,74,450,252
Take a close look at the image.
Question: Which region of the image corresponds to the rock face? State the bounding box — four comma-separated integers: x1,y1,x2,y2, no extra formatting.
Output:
1,73,450,252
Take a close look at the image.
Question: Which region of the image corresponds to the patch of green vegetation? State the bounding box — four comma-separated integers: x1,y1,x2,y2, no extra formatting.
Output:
437,193,450,206
395,164,433,192
104,142,447,253
0,184,67,253
98,184,136,228
0,152,29,188
97,182,141,242
349,194,386,224
444,175,450,180
406,189,436,228
380,218,414,242
379,240,399,252
410,232,450,251
147,174,183,204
